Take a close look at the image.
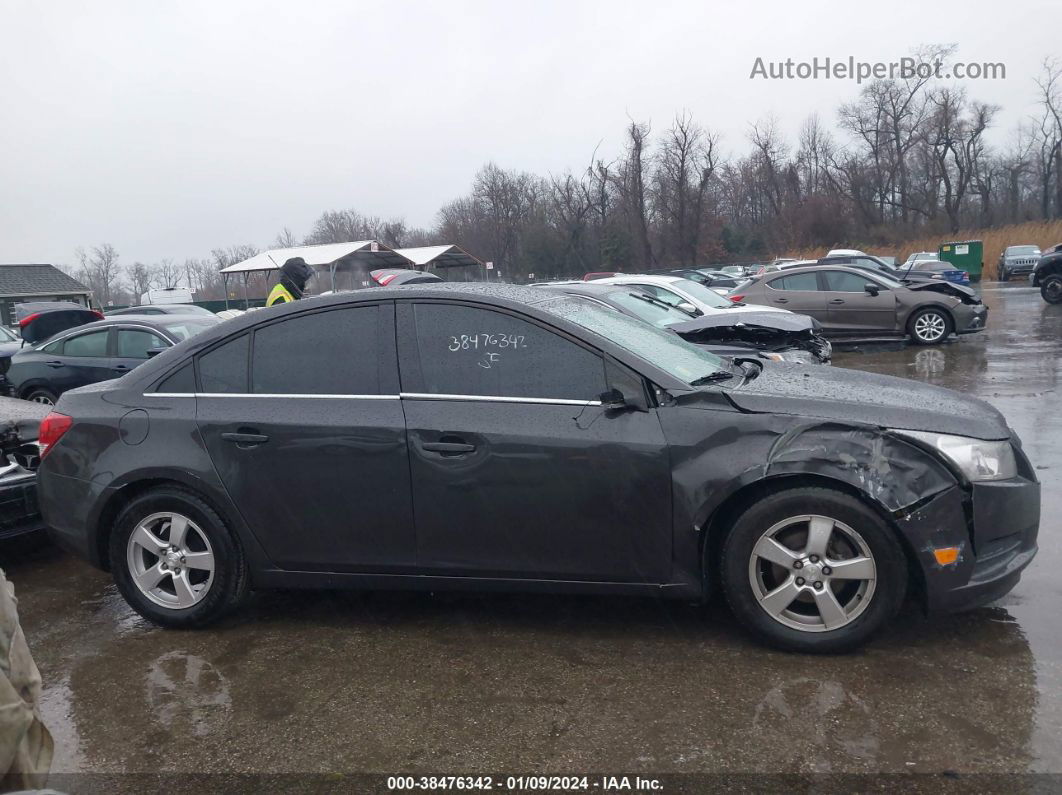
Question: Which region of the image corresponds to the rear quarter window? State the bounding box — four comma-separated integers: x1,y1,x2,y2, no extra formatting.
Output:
198,334,249,393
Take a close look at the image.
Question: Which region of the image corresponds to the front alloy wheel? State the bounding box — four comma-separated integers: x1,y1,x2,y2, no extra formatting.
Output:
909,309,951,344
748,515,876,632
720,487,906,653
1042,275,1062,304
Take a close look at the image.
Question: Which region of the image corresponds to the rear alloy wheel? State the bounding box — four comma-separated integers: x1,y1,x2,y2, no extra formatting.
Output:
1041,275,1062,304
721,487,906,653
110,486,248,627
907,308,952,345
25,388,57,406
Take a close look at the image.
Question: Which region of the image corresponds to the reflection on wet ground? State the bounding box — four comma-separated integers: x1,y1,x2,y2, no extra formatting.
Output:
2,283,1060,779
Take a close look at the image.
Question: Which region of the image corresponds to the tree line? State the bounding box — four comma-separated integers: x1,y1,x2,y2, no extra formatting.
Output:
67,49,1062,301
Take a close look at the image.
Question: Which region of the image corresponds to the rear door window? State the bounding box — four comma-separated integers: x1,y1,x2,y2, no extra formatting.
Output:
198,334,249,393
251,307,381,395
62,329,109,357
771,273,820,291
407,303,606,401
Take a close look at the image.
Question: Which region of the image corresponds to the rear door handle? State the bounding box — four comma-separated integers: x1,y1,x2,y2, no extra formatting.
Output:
46,360,64,368
221,431,270,447
422,441,476,455
829,299,846,304
773,298,789,304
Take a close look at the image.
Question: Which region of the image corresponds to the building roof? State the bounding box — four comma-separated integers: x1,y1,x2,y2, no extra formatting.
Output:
219,241,412,275
0,264,91,296
393,245,484,268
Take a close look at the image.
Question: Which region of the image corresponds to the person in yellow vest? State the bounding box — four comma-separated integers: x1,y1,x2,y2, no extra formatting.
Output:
266,257,314,307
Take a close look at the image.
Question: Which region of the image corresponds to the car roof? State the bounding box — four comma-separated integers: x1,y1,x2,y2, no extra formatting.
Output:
592,274,684,287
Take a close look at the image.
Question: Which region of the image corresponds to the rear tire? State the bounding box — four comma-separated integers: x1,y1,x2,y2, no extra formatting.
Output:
24,387,57,406
109,486,248,628
1041,275,1062,304
720,487,907,654
907,307,953,345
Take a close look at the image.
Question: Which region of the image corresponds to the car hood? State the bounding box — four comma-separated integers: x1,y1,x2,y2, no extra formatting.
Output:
904,280,980,303
724,362,1009,439
0,396,48,443
669,311,817,336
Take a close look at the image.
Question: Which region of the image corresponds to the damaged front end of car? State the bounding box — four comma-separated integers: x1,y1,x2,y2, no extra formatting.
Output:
0,398,48,541
667,312,832,364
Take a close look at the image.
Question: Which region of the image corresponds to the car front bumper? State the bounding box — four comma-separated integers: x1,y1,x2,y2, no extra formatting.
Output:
900,476,1039,613
954,303,988,334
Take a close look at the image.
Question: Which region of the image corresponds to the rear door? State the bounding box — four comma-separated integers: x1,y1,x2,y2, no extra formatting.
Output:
397,300,673,582
195,302,416,572
761,272,828,322
820,270,897,333
113,326,171,379
44,328,115,393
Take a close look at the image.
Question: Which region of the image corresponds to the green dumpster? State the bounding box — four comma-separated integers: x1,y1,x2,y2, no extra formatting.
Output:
938,240,983,281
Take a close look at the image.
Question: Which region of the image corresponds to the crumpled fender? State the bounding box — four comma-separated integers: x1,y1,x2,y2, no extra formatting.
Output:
760,420,958,513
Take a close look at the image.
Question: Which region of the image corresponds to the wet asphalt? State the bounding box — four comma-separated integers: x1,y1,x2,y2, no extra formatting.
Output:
1,282,1060,785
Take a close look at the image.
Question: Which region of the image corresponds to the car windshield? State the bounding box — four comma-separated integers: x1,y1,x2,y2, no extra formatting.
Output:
161,317,220,341
165,304,215,315
536,296,728,384
1008,246,1040,255
0,325,17,342
915,261,954,271
663,279,733,308
602,290,692,329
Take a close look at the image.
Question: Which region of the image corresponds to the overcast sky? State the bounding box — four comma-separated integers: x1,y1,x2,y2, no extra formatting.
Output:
1,0,1057,267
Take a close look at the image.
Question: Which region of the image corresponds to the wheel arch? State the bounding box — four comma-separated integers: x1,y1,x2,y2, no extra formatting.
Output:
699,473,926,607
92,472,248,573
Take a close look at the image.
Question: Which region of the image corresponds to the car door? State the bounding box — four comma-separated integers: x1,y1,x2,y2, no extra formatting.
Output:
396,300,673,583
42,328,116,394
194,302,416,572
761,272,828,323
819,270,897,334
113,326,172,379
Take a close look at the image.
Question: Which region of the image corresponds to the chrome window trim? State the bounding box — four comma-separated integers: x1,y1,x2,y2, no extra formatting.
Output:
400,392,602,406
146,393,400,399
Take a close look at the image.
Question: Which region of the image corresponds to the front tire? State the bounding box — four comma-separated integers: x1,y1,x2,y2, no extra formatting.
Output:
907,307,953,345
109,486,248,627
1041,274,1062,304
720,487,907,653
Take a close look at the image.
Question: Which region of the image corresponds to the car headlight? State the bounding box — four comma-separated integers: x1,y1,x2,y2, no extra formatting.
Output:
893,430,1016,481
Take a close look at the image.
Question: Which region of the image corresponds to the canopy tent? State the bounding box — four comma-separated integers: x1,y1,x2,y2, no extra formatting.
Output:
393,245,484,269
218,241,413,308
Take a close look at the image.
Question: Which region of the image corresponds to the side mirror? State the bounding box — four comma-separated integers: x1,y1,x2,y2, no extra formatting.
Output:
864,283,880,297
598,388,628,411
677,302,701,316
146,346,167,358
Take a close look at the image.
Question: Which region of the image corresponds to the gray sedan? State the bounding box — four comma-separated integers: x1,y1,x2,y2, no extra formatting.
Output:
731,265,987,344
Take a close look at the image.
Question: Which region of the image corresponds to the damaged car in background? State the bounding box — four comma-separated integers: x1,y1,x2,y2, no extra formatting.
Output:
0,397,47,541
731,264,987,344
543,282,831,364
36,284,1038,654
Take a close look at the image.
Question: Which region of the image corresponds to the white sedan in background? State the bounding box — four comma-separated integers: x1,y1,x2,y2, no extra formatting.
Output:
592,274,794,317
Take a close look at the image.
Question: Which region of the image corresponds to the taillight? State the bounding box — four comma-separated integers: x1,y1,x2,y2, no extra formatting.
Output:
730,294,745,302
38,412,73,458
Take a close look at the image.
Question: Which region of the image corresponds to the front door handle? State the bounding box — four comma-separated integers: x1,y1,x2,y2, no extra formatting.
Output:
113,364,132,372
422,441,476,455
773,298,789,304
46,360,64,368
221,431,270,447
829,299,846,304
